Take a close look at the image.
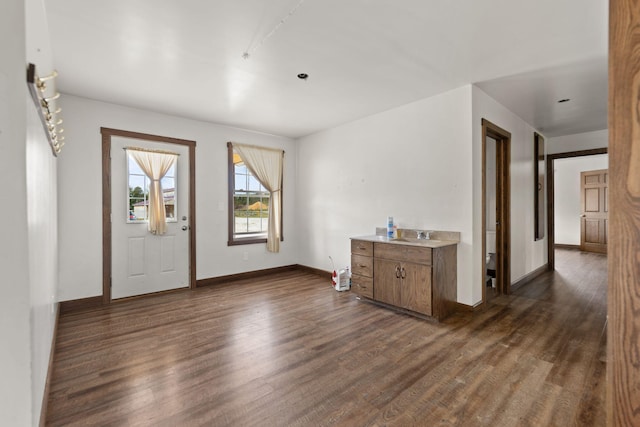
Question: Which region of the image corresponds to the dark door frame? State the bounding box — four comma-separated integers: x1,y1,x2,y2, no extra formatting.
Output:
545,147,608,270
482,119,511,304
101,127,197,304
608,0,640,418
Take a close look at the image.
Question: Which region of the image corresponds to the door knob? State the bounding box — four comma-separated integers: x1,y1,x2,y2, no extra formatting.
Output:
181,225,188,231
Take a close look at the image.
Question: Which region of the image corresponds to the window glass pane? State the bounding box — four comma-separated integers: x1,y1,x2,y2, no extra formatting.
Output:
235,175,247,192
235,163,247,174
165,203,175,219
163,187,175,221
128,156,145,175
130,197,147,221
128,162,148,221
234,195,247,209
248,176,262,192
235,209,249,233
163,188,175,200
129,175,146,192
164,163,176,222
161,176,174,191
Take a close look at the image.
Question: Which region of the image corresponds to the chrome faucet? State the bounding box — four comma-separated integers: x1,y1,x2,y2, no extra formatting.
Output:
417,230,431,240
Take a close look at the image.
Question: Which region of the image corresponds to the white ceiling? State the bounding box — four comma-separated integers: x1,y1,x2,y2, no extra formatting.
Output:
476,57,608,137
45,0,609,138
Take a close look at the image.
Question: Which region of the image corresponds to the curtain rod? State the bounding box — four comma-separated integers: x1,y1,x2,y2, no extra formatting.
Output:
227,141,285,155
124,146,180,156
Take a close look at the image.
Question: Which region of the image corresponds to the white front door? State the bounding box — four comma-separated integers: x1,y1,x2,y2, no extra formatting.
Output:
111,136,190,299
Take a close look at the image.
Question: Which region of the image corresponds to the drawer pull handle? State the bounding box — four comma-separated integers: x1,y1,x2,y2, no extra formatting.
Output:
358,246,366,250
358,264,367,268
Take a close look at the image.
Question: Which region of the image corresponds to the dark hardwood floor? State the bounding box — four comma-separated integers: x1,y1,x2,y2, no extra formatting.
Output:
46,249,606,426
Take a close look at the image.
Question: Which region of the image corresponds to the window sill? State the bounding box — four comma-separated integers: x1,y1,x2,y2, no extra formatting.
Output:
228,237,267,246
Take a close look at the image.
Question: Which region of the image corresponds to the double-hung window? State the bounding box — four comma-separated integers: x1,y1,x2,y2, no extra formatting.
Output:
227,143,283,247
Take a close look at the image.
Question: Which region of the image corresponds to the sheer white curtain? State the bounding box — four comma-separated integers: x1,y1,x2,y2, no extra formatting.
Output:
128,148,178,235
233,143,284,252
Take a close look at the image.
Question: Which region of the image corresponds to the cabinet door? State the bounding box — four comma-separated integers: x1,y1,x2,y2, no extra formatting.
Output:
401,262,432,315
374,258,401,306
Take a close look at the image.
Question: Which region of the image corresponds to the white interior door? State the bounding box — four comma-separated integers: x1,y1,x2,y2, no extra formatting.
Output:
111,137,190,299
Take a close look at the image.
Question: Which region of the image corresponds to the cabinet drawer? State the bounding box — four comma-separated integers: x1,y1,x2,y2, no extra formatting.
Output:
351,240,374,256
352,254,373,277
351,275,373,299
374,243,432,265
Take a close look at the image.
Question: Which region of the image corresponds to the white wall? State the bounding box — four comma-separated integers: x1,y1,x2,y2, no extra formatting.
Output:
296,86,476,304
57,95,298,301
554,154,608,245
1,0,58,424
547,129,608,154
25,0,59,423
26,101,58,425
472,86,547,302
0,1,32,424
297,84,549,306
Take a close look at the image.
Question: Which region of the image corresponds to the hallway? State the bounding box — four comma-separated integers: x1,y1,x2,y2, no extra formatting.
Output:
492,248,607,425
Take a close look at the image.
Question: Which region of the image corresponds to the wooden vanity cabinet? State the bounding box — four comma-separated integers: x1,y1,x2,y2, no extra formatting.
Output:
350,238,457,321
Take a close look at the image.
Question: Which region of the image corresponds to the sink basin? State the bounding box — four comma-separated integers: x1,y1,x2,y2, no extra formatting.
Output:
391,237,442,245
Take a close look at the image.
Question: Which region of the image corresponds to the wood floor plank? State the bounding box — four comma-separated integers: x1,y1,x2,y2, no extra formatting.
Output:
46,249,607,426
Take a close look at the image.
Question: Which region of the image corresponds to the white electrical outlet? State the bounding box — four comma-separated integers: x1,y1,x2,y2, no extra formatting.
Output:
243,252,249,261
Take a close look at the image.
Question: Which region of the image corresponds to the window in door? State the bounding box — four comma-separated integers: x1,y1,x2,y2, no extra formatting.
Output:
127,152,177,223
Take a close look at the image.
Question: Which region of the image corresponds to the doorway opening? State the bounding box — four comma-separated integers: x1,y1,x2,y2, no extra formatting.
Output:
101,128,197,304
482,119,511,303
546,148,608,269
